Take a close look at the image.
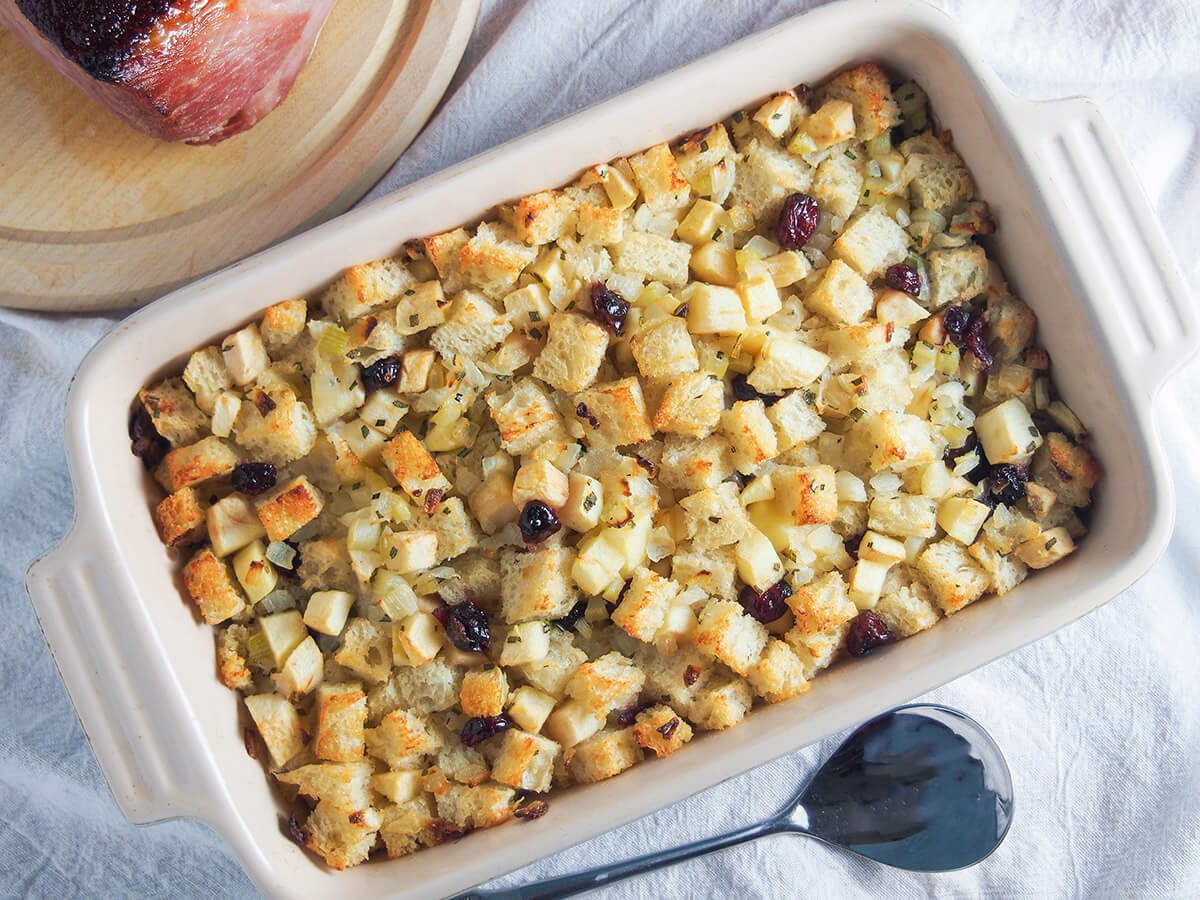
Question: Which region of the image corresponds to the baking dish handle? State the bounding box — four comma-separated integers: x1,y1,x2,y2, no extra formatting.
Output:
1007,95,1198,400
26,514,222,826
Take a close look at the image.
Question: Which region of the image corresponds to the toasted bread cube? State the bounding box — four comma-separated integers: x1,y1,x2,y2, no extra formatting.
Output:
632,705,693,757
393,612,445,666
815,63,900,140
983,291,1038,364
260,299,307,351
653,372,723,438
560,472,603,533
244,693,306,768
753,89,801,138
491,729,561,793
573,377,653,449
805,259,874,325
630,317,699,379
786,571,857,636
766,391,825,451
611,232,691,286
513,190,574,245
372,771,424,805
273,635,324,698
567,652,644,716
380,431,450,502
975,398,1042,465
1032,432,1101,508
138,377,208,447
531,312,609,392
916,539,990,615
967,540,1029,596
613,567,679,642
684,283,747,335
429,780,517,831
153,487,206,547
183,547,246,624
513,631,586,699
421,496,479,563
690,240,739,286
458,223,538,298
695,598,768,676
543,699,605,748
577,202,624,245
937,497,992,546
163,436,238,491
811,153,864,220
832,206,911,278
748,337,830,394
629,141,691,209
315,683,367,762
735,526,785,592
276,760,373,810
746,639,808,703
674,123,734,188
900,132,975,218
868,493,938,538
569,728,641,784
874,579,940,637
671,546,736,597
304,590,355,636
231,385,317,466
678,483,751,550
422,226,469,292
690,676,754,731
721,400,779,475
501,546,577,623
381,530,438,574
306,797,382,869
365,707,439,768
255,476,323,541
805,99,856,149
659,434,732,491
1015,527,1076,569
851,410,944,472
431,289,513,360
323,257,415,322
773,465,838,526
488,378,566,454
507,686,557,734
927,245,989,309
730,137,813,223
182,346,231,415
334,618,393,684
220,323,270,387
498,620,552,666
859,530,906,564
460,667,509,718
232,539,278,604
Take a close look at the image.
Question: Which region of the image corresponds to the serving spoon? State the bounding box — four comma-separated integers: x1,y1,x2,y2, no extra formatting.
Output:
455,704,1013,899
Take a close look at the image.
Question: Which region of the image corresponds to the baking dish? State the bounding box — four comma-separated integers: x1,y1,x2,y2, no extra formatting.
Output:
25,0,1196,896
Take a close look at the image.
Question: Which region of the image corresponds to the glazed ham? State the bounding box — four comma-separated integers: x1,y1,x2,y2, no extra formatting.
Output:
0,0,336,144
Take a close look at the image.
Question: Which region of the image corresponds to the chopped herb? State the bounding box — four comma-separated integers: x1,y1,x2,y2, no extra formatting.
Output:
849,407,865,421
1026,441,1039,453
528,311,542,322
361,425,370,438
352,482,362,490
376,419,385,427
845,149,857,160
393,400,404,407
1045,537,1058,550
732,111,745,122
700,140,710,152
506,636,520,644
850,376,864,387
708,516,721,524
712,228,723,239
405,289,415,296
458,447,472,457
389,547,398,559
409,314,420,327
661,694,671,703
530,328,543,340
802,389,816,404
1029,426,1039,436
716,350,725,359
583,492,597,511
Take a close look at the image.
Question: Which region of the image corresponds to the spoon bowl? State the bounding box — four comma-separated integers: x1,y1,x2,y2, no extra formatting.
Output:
457,704,1013,899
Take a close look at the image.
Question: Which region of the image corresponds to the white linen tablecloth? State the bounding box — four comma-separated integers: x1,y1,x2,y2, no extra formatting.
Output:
1,1,1198,896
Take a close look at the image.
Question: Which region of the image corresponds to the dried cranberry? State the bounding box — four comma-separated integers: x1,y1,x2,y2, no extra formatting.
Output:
616,701,655,727
776,193,820,250
989,463,1029,506
519,500,561,544
361,355,403,392
129,407,169,470
231,462,277,496
885,263,921,296
514,800,549,820
963,315,995,370
945,432,989,483
731,373,782,407
461,715,511,747
658,718,680,739
590,282,629,334
683,665,700,687
553,600,587,633
943,305,970,342
437,599,491,653
738,579,793,623
846,611,892,657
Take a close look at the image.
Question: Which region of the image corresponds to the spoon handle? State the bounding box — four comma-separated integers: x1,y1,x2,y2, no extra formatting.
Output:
453,820,781,900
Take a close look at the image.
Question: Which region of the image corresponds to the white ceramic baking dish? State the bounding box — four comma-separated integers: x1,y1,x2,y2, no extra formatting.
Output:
26,0,1197,897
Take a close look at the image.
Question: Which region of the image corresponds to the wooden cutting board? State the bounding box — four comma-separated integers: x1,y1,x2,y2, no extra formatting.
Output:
0,0,479,311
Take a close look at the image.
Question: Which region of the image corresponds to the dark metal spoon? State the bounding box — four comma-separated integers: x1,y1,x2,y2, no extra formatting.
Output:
455,704,1013,899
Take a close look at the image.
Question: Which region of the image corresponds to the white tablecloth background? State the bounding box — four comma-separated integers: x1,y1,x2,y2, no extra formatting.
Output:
2,0,1198,896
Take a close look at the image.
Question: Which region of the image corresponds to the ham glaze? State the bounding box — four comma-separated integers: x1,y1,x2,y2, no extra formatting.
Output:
0,0,337,144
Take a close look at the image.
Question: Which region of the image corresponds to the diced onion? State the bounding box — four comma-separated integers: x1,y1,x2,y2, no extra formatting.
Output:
266,541,297,570
256,589,296,616
246,630,274,670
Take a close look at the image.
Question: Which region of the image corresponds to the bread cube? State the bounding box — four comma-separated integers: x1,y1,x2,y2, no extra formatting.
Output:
573,377,653,449
689,675,754,731
232,539,278,604
832,206,910,278
730,138,813,223
370,659,462,718
513,630,586,699
630,141,692,209
694,598,768,676
630,317,699,379
153,487,206,547
568,728,642,784
231,385,317,465
422,226,470,293
927,245,989,309
322,257,415,322
684,283,747,335
315,683,367,762
678,483,751,549
746,639,808,703
244,693,306,767
512,190,574,245
721,400,779,474
276,760,373,810
138,378,209,448
632,705,693,757
815,63,900,141
611,232,691,286
422,496,479,562
163,436,238,491
330,619,389,687
659,434,732,491
747,337,830,394
254,475,323,541
458,223,538,298
967,540,1029,596
380,431,450,503
937,497,992,546
773,465,838,526
673,122,734,189
785,571,857,636
543,699,605,748
566,651,644,716
853,410,944,472
393,612,445,666
915,539,991,614
612,567,679,642
459,667,509,718
899,132,975,218
577,202,624,245
653,372,723,438
182,346,231,415
983,291,1038,364
183,547,246,624
868,493,938,538
975,398,1042,465
365,708,439,768
580,158,640,209
811,153,864,220
491,729,561,792
874,579,940,638
1015,527,1076,569
500,547,577,623
259,298,307,352
273,635,324,698
672,546,736,597
430,289,513,360
805,259,874,325
766,391,825,451
488,378,566,454
735,526,785,592
532,312,609,392
805,99,856,149
1031,432,1101,508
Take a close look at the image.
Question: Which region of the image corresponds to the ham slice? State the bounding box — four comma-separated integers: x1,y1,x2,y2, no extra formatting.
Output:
0,0,336,144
